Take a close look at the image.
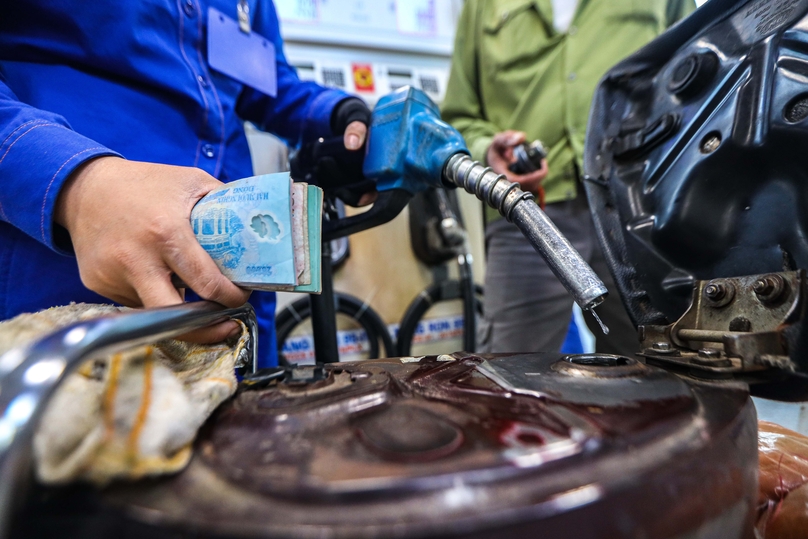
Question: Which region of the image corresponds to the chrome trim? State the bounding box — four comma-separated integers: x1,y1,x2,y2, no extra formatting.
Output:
0,301,256,537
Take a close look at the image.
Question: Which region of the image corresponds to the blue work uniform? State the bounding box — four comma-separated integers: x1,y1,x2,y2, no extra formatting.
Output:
0,0,351,367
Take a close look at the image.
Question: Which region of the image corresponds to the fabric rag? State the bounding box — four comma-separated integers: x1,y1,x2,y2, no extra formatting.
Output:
0,303,247,485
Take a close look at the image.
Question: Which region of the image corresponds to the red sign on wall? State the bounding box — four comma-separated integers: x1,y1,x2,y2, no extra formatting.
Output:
352,63,375,92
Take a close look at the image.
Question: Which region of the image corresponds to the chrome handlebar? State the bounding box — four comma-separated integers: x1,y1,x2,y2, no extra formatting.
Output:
0,301,258,537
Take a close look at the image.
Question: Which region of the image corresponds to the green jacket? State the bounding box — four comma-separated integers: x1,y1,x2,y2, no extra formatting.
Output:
441,0,695,220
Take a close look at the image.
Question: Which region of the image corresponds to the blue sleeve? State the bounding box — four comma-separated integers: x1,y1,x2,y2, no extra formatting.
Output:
236,0,352,147
0,74,120,252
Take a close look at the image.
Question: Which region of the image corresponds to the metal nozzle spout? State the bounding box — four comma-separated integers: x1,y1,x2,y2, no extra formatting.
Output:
443,153,608,313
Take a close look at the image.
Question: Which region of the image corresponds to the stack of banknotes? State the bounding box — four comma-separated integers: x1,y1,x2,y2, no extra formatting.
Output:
191,172,323,293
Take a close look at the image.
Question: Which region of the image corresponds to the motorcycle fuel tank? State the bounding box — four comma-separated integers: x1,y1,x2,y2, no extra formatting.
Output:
18,354,757,539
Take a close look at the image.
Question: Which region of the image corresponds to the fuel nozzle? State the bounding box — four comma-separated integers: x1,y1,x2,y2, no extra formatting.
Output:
360,86,608,315
442,154,607,313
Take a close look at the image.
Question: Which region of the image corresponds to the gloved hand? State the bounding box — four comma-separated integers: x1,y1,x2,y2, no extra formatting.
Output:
290,97,376,207
333,97,371,152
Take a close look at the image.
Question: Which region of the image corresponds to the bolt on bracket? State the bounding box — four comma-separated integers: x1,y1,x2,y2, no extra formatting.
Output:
637,270,804,380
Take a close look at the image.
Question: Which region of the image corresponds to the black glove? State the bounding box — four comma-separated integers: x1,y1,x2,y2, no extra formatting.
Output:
330,97,371,136
290,98,375,207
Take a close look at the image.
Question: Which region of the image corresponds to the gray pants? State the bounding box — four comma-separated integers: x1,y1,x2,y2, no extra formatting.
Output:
481,196,637,355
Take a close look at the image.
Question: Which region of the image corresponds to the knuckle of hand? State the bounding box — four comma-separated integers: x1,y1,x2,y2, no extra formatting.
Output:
196,277,226,301
111,246,138,269
147,215,177,244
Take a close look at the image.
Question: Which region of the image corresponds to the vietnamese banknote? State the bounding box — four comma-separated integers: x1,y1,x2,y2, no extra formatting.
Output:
191,173,297,287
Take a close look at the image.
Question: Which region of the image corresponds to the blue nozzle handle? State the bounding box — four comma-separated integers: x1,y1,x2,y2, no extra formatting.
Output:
363,87,469,194
321,87,469,240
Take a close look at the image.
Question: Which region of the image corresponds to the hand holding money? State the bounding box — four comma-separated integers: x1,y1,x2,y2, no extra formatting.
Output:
55,156,250,342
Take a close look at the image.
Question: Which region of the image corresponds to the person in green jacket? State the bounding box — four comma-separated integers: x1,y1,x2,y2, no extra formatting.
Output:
442,0,696,354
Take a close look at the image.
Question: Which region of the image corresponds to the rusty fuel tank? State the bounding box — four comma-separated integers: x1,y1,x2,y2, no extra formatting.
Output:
16,352,758,539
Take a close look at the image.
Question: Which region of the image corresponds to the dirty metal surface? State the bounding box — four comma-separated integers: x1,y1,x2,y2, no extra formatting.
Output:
638,272,808,388
583,0,808,396
20,353,755,539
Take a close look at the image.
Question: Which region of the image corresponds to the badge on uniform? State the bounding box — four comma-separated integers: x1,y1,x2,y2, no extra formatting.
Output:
207,5,277,97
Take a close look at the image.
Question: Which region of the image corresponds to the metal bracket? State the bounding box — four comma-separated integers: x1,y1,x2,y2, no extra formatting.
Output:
638,271,804,380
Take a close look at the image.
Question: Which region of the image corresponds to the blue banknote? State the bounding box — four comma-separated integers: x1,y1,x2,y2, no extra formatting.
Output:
191,173,297,286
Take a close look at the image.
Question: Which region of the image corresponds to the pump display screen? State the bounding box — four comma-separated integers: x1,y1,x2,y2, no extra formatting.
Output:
277,0,461,55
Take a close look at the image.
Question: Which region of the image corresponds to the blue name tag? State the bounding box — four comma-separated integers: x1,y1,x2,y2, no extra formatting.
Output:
207,6,277,97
